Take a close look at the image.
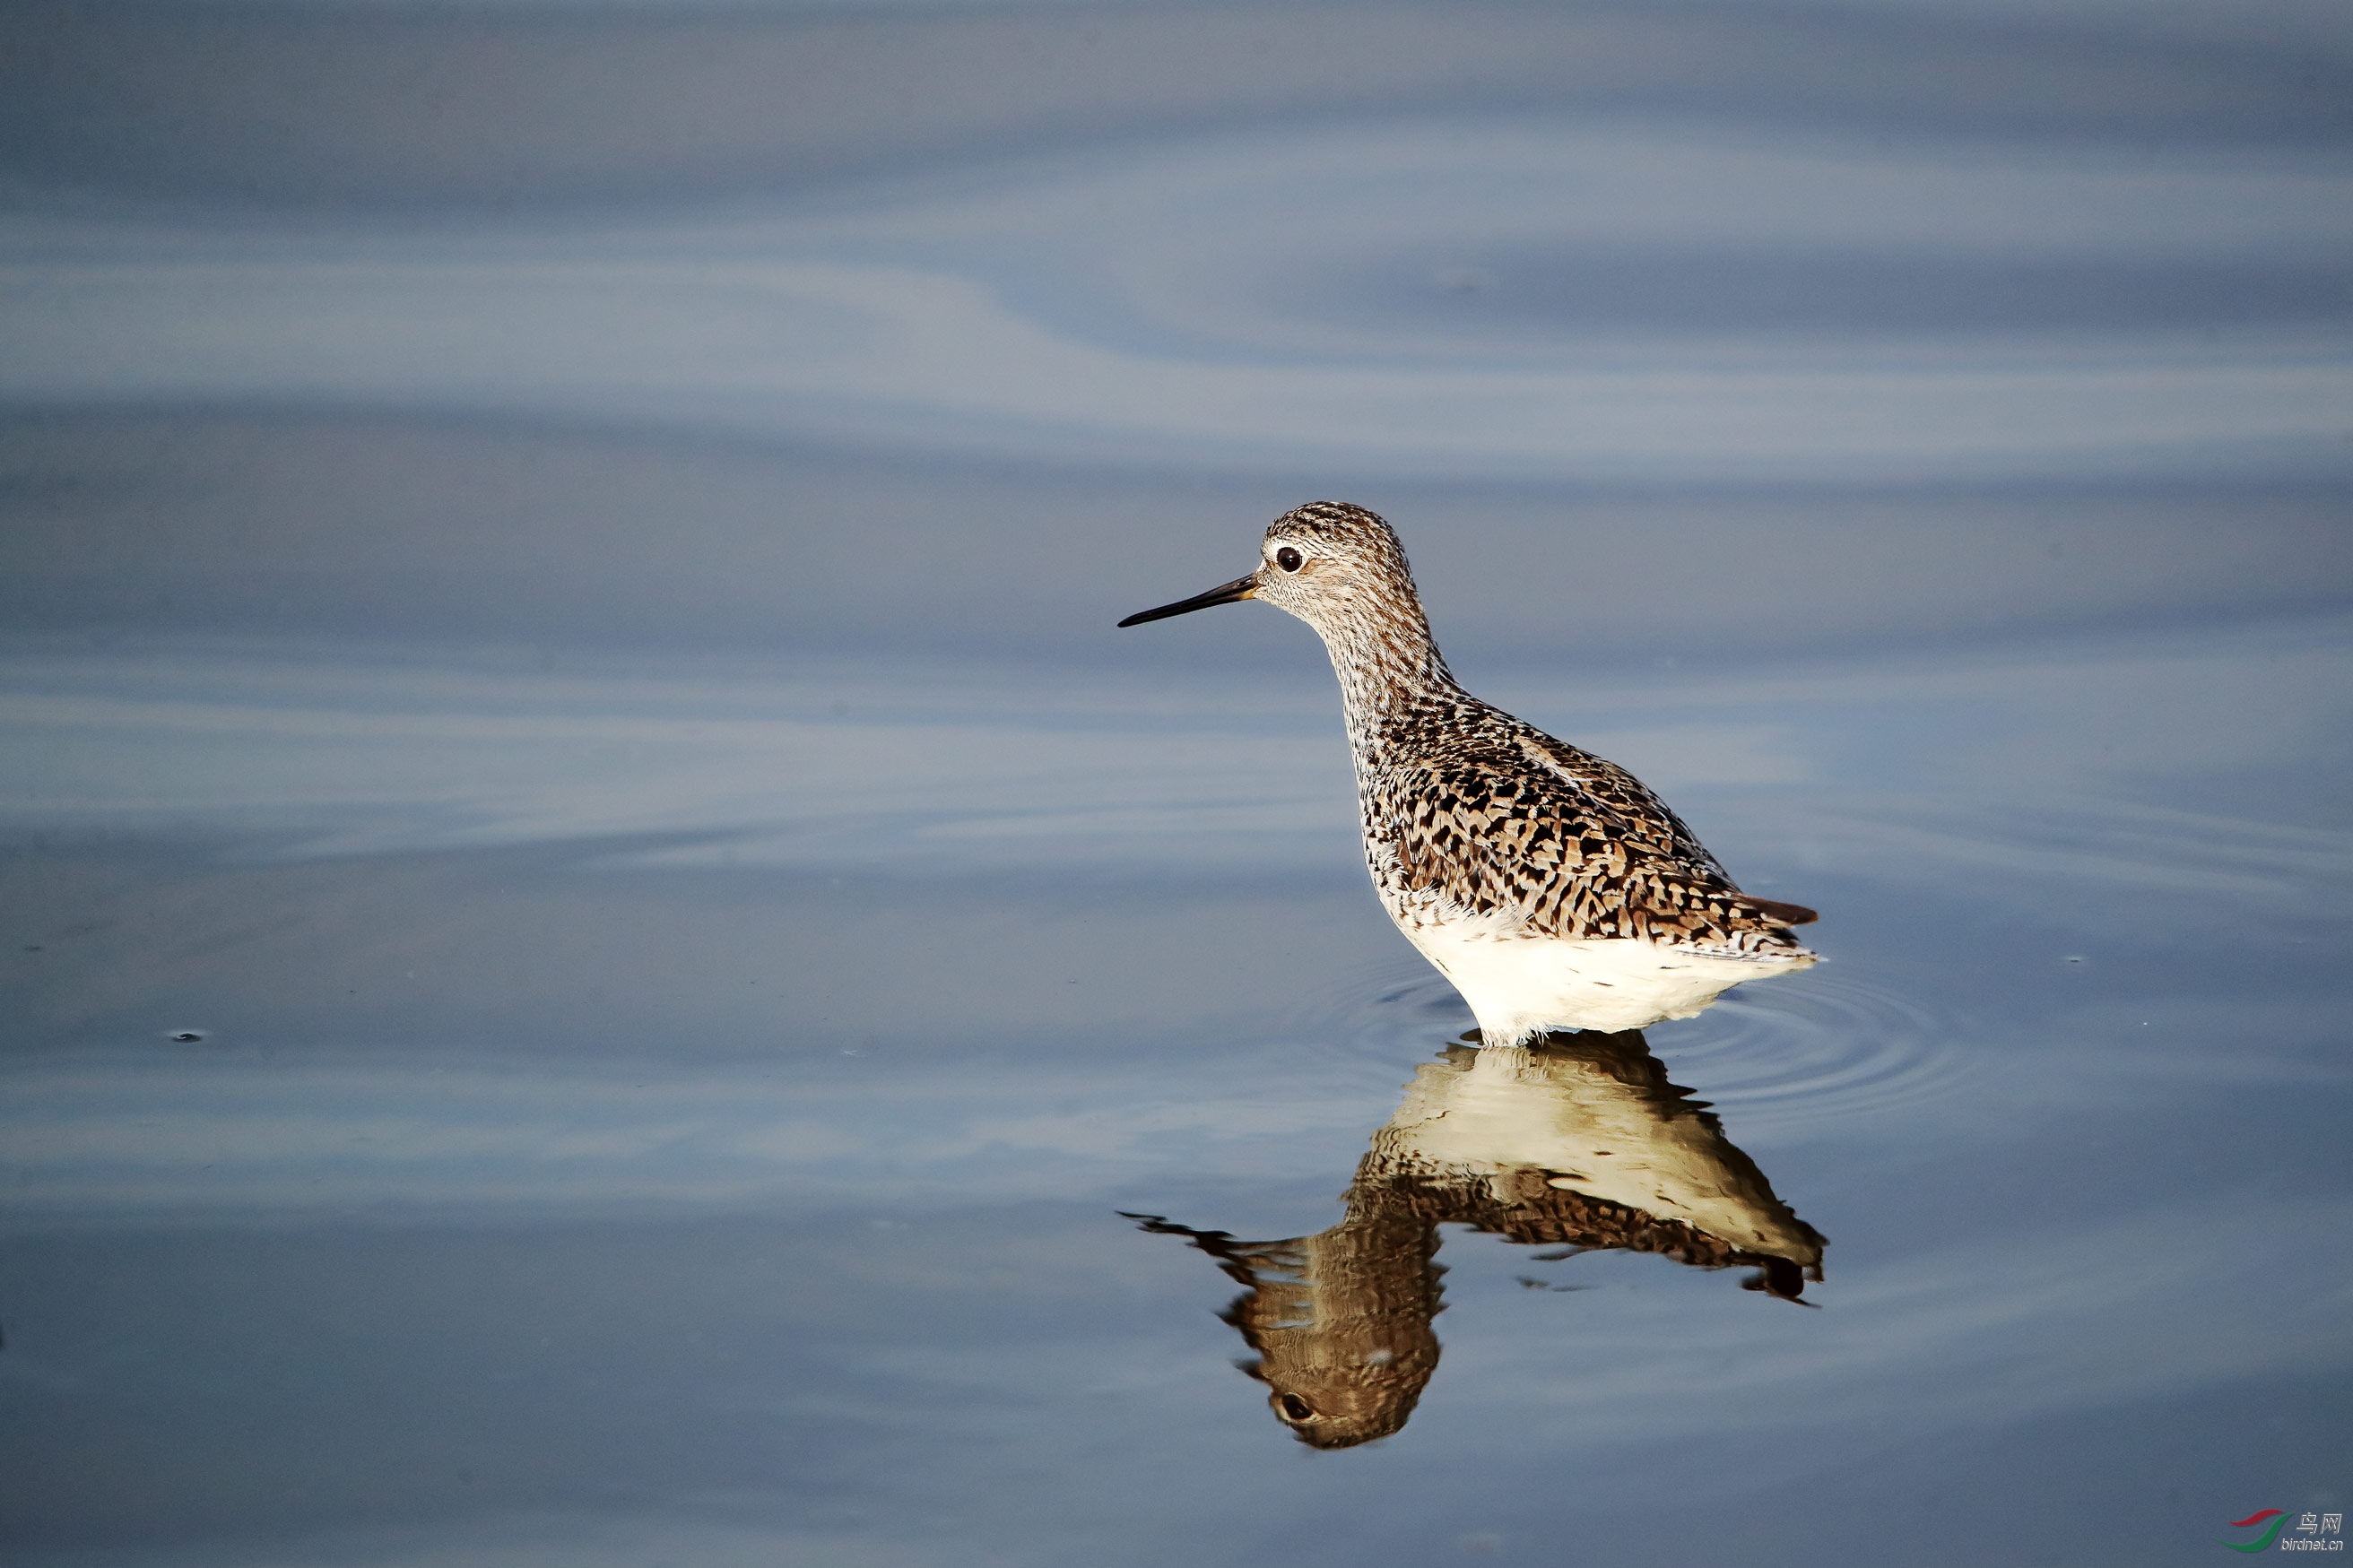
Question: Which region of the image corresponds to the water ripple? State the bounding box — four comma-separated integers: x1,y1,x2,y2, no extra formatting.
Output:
1276,958,1958,1141
1268,964,1475,1085
1655,971,1960,1139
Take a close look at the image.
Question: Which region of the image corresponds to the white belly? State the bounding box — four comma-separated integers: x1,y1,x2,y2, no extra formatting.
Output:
1399,916,1817,1042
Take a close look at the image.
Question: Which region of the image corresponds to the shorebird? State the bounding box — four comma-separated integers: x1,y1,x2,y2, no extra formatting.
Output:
1119,502,1818,1043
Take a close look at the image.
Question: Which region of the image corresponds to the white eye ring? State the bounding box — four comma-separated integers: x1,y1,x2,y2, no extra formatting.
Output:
1275,547,1304,573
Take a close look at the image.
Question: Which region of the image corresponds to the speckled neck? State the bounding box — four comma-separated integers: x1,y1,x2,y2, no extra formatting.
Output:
1309,593,1470,767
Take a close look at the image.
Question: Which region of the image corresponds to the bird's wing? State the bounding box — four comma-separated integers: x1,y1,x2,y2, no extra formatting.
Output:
1371,738,1809,949
1510,729,1726,878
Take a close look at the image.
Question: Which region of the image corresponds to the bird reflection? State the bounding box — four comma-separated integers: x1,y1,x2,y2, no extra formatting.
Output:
1129,1027,1823,1448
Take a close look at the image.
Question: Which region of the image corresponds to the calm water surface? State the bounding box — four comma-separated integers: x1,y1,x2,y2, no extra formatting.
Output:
3,0,2351,1561
3,618,2348,1564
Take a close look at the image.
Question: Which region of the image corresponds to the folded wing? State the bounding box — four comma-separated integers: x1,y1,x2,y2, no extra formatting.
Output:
1372,731,1811,953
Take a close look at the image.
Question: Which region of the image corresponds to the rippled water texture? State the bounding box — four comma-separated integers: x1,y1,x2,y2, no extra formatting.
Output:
3,1,2351,1564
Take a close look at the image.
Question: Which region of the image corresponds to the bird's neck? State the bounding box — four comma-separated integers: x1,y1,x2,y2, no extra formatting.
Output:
1316,608,1466,762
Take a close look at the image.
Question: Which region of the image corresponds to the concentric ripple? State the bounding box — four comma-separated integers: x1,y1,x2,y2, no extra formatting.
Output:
1257,961,1477,1095
1281,959,1960,1142
1651,970,1963,1139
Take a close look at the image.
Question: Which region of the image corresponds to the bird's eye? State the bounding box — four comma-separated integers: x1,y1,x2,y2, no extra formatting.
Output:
1275,547,1304,573
1276,1393,1316,1422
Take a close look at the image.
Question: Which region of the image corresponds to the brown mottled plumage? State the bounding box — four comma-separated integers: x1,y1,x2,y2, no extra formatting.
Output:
1122,503,1819,1041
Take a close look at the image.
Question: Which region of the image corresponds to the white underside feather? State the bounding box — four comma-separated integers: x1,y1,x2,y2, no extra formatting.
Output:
1396,909,1817,1041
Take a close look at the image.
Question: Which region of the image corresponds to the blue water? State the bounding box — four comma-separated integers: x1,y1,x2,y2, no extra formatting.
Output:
2,2,2350,1562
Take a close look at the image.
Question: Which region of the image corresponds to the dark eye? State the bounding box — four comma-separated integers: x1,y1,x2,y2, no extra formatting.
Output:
1275,547,1304,573
1277,1393,1316,1422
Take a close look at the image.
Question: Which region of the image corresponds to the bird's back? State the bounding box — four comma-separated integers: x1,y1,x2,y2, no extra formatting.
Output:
1356,691,1812,957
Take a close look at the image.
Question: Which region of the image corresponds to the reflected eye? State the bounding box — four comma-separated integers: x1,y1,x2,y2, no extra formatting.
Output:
1275,547,1304,573
1276,1393,1316,1422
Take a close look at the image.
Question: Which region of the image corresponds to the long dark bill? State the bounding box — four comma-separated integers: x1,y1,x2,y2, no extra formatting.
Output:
1116,574,1258,628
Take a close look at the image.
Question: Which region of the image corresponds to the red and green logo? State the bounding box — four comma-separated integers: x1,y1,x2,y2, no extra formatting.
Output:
2222,1511,2288,1553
